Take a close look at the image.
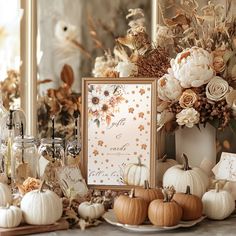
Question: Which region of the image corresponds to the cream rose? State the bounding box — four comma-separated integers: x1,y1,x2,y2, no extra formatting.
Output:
157,73,182,101
226,90,236,117
206,76,230,101
179,89,198,108
176,108,200,128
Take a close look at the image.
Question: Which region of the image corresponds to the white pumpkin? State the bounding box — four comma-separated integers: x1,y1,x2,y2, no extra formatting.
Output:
78,202,105,220
156,155,178,186
0,205,22,228
163,154,209,197
202,184,235,220
0,183,12,206
21,186,63,225
223,181,236,200
124,157,149,186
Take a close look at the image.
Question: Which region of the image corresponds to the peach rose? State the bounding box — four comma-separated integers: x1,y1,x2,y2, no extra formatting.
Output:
179,89,198,108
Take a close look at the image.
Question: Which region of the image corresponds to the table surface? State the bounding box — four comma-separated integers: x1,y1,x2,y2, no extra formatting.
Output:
30,215,236,236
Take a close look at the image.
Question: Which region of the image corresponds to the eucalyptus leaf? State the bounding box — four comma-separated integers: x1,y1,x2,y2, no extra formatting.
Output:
229,119,236,135
231,64,236,77
223,50,234,63
208,118,220,129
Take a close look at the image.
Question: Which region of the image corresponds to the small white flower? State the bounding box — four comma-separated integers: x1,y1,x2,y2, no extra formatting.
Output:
206,76,230,101
115,61,138,77
176,108,200,128
171,47,214,88
157,73,182,101
88,90,102,112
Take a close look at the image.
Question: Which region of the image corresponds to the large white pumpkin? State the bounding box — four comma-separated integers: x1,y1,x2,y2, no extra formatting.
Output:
0,183,12,206
21,188,63,225
124,157,149,186
78,202,105,220
163,154,209,197
156,155,178,186
202,184,235,220
0,205,22,228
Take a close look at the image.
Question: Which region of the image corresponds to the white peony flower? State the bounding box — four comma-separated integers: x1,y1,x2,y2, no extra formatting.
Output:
115,61,138,77
157,73,182,101
176,108,200,128
170,47,214,88
206,76,230,101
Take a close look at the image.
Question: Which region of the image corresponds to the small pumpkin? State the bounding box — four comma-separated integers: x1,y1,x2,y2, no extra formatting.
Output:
163,154,209,197
156,155,178,186
21,181,63,225
202,183,235,220
0,183,12,206
148,187,182,227
134,180,163,204
0,205,22,228
78,201,105,220
124,157,149,186
113,189,148,225
173,185,203,220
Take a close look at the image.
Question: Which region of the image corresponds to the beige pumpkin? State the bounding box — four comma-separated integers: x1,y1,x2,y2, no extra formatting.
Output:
163,154,209,197
0,183,12,206
78,202,105,220
21,182,63,225
202,183,235,220
156,155,178,186
124,157,149,186
0,205,22,228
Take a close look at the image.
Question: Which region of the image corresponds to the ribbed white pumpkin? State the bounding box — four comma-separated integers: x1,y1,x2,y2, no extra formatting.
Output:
0,183,12,206
124,157,149,186
78,202,105,220
156,155,178,186
163,154,209,197
0,205,22,228
202,184,235,220
21,187,63,225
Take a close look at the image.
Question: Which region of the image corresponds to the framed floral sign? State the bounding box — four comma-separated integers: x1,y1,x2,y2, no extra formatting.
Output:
82,78,157,189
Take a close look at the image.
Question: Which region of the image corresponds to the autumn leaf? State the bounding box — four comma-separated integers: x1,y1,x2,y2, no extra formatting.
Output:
106,115,111,126
61,64,74,87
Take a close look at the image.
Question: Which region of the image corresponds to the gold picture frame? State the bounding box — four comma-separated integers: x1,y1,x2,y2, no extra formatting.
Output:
82,78,157,190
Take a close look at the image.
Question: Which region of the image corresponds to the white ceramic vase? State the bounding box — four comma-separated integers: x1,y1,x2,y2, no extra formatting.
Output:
175,124,216,168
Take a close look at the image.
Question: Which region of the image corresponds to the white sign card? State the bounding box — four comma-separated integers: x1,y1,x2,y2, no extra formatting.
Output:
212,152,236,181
82,78,157,189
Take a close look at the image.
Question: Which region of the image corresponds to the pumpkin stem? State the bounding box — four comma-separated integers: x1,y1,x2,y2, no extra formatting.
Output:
182,153,191,171
144,180,149,189
129,188,134,198
162,186,175,202
137,157,142,166
186,185,191,195
215,183,220,193
39,180,45,192
161,154,167,162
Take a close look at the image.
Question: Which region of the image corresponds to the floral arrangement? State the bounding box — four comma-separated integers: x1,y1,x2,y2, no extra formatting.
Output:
156,0,236,131
88,84,124,127
93,1,236,133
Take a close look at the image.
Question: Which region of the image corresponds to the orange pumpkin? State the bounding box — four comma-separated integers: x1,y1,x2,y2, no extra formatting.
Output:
113,189,148,225
173,185,203,220
134,180,163,204
148,187,182,227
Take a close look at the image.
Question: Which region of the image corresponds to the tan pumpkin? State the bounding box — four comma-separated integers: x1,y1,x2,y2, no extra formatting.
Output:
124,157,149,186
134,180,163,204
0,205,22,228
163,154,209,197
0,183,12,206
173,185,203,220
113,189,148,225
148,187,182,227
156,155,178,186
